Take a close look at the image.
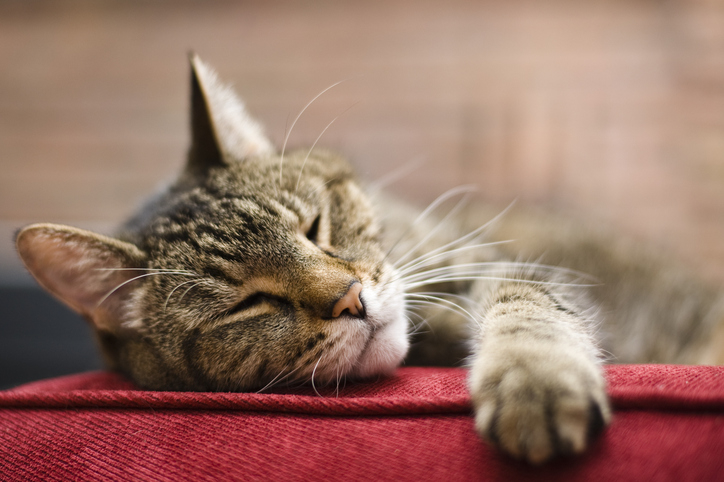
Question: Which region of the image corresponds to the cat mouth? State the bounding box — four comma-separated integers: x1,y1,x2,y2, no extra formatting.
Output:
348,297,409,379
359,325,381,357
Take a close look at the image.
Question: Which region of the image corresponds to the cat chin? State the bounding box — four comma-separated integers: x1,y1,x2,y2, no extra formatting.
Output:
351,313,409,379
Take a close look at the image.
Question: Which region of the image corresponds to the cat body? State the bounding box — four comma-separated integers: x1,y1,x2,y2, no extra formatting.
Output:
15,56,724,464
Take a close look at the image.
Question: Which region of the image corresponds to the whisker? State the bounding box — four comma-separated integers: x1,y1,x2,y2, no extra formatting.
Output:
164,278,206,312
405,314,431,337
412,185,479,227
256,367,288,393
411,290,480,307
335,363,341,398
403,275,597,290
405,308,427,322
393,200,517,272
96,271,197,308
294,101,359,194
94,268,196,273
279,80,347,188
405,299,473,329
178,280,210,304
398,262,596,285
391,191,473,269
311,354,324,397
398,260,516,283
403,306,437,337
400,266,520,285
367,155,426,193
394,241,513,277
256,364,303,393
406,292,475,311
384,185,478,264
306,177,339,200
405,293,480,327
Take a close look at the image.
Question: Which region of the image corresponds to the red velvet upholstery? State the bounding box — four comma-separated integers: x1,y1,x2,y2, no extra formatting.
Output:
1,365,723,481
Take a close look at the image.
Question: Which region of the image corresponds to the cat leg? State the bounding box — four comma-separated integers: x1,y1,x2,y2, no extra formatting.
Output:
468,279,610,464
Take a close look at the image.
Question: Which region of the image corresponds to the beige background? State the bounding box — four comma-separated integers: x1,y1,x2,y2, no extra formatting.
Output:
1,0,723,283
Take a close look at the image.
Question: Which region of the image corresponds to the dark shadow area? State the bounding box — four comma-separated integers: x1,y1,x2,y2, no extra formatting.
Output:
0,286,103,390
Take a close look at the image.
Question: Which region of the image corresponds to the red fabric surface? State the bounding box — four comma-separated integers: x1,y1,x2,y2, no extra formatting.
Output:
1,365,723,481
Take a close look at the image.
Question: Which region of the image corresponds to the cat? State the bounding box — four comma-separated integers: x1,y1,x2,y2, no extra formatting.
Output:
15,55,724,464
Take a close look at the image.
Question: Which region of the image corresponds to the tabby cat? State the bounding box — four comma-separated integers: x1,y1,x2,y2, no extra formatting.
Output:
15,56,724,464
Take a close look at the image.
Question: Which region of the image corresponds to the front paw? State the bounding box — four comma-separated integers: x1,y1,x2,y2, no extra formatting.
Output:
469,344,610,464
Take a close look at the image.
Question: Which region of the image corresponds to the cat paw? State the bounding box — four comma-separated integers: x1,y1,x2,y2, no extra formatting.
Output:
469,347,610,464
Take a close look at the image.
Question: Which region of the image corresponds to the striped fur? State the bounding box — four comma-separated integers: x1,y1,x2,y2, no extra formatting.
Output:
15,57,724,464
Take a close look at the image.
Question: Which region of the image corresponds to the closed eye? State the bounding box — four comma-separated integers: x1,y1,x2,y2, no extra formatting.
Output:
305,214,321,244
225,292,290,317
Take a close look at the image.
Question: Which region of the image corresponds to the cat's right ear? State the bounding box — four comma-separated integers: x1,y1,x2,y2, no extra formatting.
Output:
15,224,148,333
187,54,275,173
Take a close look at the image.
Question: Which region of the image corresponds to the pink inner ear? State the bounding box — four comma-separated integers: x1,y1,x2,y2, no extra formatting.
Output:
16,224,144,331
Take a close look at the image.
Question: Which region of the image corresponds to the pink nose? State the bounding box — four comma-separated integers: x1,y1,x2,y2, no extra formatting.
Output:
331,282,365,318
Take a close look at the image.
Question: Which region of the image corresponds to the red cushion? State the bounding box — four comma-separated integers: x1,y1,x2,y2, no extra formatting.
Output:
1,365,722,481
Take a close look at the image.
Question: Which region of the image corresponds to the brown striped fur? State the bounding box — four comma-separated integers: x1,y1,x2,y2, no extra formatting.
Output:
15,56,724,464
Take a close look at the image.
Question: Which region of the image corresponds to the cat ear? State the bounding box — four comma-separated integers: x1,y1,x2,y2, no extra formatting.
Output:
16,224,147,333
187,53,275,172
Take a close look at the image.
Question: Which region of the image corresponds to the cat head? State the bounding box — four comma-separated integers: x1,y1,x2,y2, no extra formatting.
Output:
16,55,409,391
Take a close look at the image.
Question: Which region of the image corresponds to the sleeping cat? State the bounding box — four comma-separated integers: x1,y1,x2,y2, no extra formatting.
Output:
15,55,724,464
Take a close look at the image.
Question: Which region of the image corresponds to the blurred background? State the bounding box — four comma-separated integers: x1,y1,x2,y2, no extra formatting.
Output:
1,0,723,388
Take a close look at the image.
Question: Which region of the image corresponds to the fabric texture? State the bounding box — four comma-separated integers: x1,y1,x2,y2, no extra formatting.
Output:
1,365,723,481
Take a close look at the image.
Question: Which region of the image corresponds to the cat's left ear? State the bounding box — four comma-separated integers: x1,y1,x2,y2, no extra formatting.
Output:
187,54,275,172
16,224,148,333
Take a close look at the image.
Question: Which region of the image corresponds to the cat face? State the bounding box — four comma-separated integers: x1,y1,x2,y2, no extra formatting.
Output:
15,56,409,391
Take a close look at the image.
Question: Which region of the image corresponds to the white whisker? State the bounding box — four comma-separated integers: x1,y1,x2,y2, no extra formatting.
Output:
94,268,196,273
311,354,324,397
306,177,339,200
279,80,347,187
406,299,470,328
384,185,478,264
256,364,303,393
404,275,596,290
405,313,430,337
391,192,472,269
295,102,359,194
411,290,480,307
368,156,426,193
164,278,206,312
96,271,197,308
398,261,513,283
404,307,437,337
335,363,341,398
393,200,517,272
394,241,513,277
406,293,480,327
398,262,596,285
178,280,210,304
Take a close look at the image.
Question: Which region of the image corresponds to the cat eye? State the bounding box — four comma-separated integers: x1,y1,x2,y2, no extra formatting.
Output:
305,214,321,244
225,292,289,317
225,293,266,317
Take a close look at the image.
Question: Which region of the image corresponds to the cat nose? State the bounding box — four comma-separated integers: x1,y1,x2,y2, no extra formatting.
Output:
331,282,366,319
